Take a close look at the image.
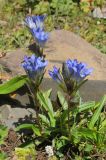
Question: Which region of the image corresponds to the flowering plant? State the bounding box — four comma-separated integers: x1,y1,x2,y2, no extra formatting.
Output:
0,15,106,160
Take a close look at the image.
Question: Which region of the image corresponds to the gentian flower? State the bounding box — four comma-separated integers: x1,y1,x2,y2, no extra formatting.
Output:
31,28,49,47
49,66,63,84
25,15,49,47
25,15,46,30
22,54,48,82
65,59,93,82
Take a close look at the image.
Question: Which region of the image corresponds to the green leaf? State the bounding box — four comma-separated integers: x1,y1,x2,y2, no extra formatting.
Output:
88,95,106,129
16,124,41,136
0,152,7,160
15,144,36,160
84,144,93,152
43,89,52,98
59,136,69,141
37,91,55,127
16,0,27,5
61,110,69,122
57,91,68,110
0,75,28,94
78,101,95,112
78,128,97,141
0,125,8,145
39,114,50,126
32,125,41,136
53,137,68,151
99,119,106,131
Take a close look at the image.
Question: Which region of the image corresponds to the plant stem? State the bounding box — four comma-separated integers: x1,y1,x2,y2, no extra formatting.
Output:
67,94,71,139
26,82,42,131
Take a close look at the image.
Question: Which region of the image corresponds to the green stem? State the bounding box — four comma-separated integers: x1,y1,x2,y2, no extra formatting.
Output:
27,82,42,131
67,93,76,139
67,94,71,138
40,47,43,56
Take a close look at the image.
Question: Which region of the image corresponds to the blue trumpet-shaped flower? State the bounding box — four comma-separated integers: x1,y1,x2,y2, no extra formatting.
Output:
49,66,63,84
66,59,93,82
22,54,48,81
31,28,49,47
25,15,46,31
25,15,49,47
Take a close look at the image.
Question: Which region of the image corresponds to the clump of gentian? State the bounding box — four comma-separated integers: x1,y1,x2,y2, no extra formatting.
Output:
22,54,48,87
25,15,49,49
49,59,93,95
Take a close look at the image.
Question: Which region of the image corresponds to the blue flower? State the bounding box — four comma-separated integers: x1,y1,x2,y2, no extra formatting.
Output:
25,15,46,31
22,54,48,81
49,66,63,84
31,28,49,47
65,59,93,82
25,15,49,47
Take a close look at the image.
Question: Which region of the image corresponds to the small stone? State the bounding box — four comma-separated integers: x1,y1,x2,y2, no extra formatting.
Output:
92,7,103,18
0,20,7,26
102,7,106,19
0,105,36,128
0,105,11,119
27,108,36,117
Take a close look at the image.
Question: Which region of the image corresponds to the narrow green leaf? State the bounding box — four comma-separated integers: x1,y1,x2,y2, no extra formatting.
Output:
37,91,54,116
99,119,106,131
59,136,69,141
78,128,97,141
0,75,28,94
88,95,106,129
39,114,50,126
78,101,95,112
0,152,7,160
37,91,55,127
32,125,41,136
84,144,93,152
0,125,8,145
57,91,68,110
16,124,41,136
44,89,52,98
61,110,69,122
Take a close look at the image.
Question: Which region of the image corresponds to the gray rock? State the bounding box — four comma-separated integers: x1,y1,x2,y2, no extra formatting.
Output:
92,7,103,18
0,20,7,26
0,49,25,76
0,105,11,119
0,104,36,128
102,7,106,19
